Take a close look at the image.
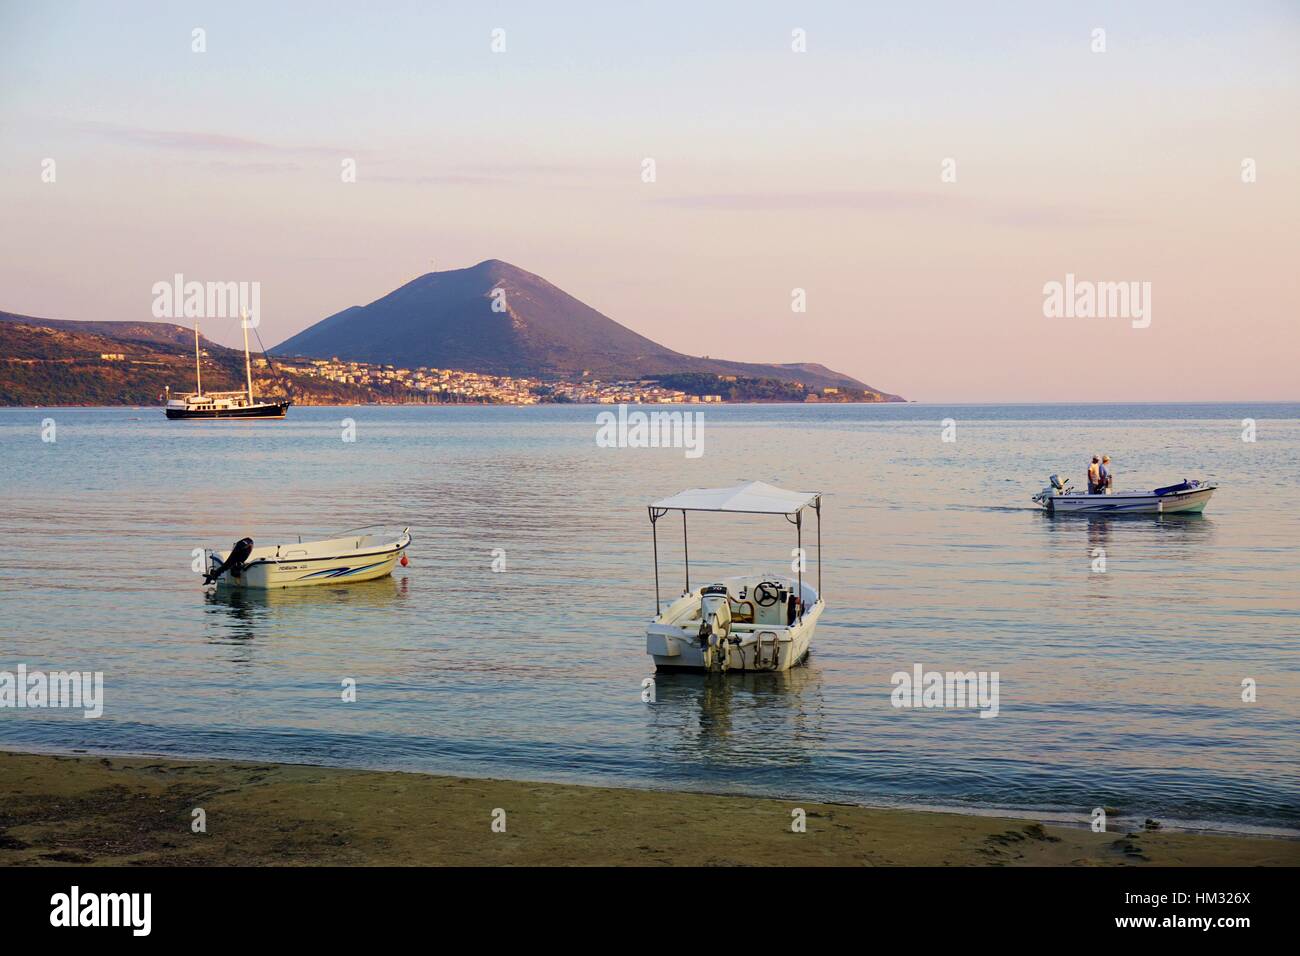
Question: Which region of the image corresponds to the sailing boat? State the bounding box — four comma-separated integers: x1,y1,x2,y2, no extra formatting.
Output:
164,310,292,420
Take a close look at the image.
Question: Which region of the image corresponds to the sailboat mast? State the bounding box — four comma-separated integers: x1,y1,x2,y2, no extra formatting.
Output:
241,309,255,404
194,323,202,395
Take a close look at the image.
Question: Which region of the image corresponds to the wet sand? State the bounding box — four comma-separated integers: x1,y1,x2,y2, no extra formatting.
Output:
1,750,1294,866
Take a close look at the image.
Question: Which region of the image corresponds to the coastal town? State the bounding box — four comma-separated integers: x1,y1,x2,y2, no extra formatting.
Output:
272,356,727,405
0,315,893,407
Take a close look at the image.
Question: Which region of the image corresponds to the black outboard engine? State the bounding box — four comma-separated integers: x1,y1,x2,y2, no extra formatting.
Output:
204,537,254,585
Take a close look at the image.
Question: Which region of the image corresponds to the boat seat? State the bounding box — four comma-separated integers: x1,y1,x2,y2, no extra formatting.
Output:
728,598,755,623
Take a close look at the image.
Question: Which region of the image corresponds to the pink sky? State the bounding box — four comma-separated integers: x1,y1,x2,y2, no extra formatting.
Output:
0,2,1297,401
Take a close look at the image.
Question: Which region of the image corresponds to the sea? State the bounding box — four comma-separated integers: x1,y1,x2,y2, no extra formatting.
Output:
1,402,1297,836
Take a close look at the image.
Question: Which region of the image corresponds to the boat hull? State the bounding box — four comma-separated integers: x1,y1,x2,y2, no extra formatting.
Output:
218,550,402,588
166,401,291,420
1044,486,1215,515
209,532,410,589
647,583,823,673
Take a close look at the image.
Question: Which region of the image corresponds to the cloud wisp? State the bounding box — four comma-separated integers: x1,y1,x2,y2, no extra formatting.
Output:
71,120,355,158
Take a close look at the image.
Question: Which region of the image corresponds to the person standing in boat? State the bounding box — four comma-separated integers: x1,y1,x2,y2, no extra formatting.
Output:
1099,455,1113,493
1087,456,1102,494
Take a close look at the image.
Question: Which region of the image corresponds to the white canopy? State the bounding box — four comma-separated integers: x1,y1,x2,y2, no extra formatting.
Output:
650,481,820,515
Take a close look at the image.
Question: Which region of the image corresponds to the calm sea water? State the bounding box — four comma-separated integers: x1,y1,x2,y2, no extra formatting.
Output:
1,403,1297,835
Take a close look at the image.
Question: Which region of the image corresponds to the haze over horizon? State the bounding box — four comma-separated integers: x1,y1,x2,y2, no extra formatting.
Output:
1,1,1297,402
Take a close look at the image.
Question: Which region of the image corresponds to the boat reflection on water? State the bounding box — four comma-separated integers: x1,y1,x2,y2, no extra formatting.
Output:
203,575,410,642
1039,510,1216,557
1034,511,1219,614
1086,514,1112,558
646,663,826,771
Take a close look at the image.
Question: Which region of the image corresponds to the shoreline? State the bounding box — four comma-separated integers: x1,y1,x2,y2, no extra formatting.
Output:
2,750,1295,866
0,399,906,410
5,400,1298,410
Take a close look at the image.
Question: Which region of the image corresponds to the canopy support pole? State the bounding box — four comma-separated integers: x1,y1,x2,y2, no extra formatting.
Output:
682,511,689,594
796,509,803,620
815,496,822,599
648,507,665,614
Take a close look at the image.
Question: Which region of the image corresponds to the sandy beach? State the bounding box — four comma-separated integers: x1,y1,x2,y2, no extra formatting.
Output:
1,750,1294,867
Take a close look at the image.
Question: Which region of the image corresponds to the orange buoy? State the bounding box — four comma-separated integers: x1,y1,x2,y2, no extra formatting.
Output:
400,553,409,567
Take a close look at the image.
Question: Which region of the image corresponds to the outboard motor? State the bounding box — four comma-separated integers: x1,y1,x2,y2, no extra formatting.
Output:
698,584,733,647
1033,475,1069,507
204,537,254,585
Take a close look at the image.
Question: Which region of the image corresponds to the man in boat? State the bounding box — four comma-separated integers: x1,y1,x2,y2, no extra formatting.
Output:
1087,456,1102,494
1099,455,1113,493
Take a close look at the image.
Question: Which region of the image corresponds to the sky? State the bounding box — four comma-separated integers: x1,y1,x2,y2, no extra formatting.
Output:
0,0,1297,401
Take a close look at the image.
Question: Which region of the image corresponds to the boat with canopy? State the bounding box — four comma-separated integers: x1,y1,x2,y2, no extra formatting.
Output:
644,481,824,673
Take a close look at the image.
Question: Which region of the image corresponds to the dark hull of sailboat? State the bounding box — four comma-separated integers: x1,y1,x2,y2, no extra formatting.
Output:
165,401,292,420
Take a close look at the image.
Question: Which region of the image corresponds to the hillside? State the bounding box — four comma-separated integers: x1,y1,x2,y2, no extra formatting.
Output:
0,313,376,406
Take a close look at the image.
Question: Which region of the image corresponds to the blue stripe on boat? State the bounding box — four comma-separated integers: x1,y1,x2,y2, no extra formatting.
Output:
300,560,387,579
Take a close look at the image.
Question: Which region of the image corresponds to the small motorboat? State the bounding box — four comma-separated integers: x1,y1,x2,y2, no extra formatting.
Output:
644,481,824,673
1032,475,1216,515
203,527,411,588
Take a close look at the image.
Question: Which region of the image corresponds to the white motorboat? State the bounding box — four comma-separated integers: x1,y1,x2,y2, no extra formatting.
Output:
1032,475,1216,515
203,527,411,588
645,482,824,673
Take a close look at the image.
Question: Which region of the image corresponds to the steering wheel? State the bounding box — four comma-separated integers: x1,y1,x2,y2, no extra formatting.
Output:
754,581,782,607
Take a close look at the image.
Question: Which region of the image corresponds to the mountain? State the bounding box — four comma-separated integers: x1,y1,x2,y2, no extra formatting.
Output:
276,260,902,397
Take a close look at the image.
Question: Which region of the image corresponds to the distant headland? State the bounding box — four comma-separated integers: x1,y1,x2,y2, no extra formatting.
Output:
0,261,903,406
